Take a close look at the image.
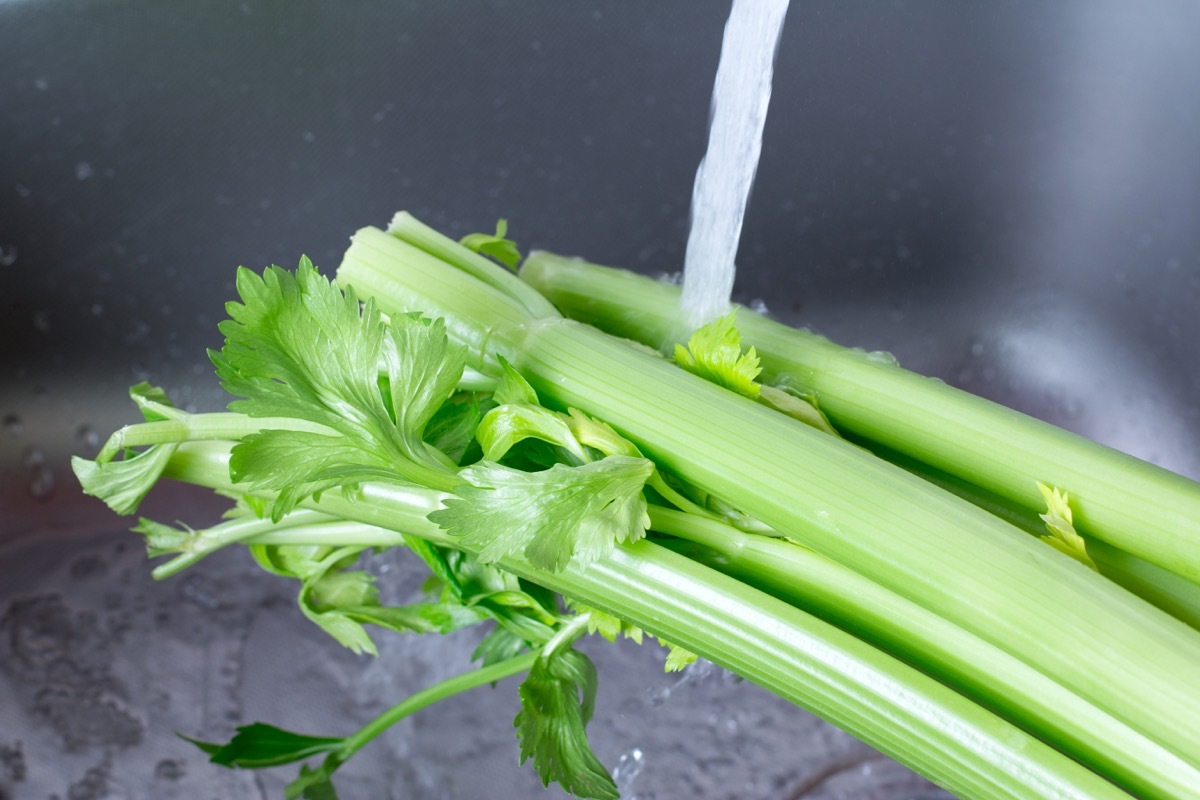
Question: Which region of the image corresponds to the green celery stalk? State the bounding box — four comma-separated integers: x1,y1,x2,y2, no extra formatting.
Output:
337,224,1200,774
159,440,1130,800
868,441,1200,631
518,251,1200,587
646,506,1200,799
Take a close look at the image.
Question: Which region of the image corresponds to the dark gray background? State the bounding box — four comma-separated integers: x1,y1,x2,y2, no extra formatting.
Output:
2,2,1199,798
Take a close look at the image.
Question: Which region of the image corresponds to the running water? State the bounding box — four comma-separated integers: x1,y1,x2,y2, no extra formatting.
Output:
679,0,790,332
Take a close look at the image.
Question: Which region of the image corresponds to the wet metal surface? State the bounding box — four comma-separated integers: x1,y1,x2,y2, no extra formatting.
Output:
3,2,1199,798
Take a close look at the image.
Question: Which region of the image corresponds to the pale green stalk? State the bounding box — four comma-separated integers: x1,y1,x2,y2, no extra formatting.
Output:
519,252,1200,586
647,505,1199,799
159,440,1129,800
339,225,1200,774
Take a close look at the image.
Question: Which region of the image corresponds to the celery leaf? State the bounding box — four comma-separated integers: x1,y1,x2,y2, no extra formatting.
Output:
476,404,585,464
1036,481,1097,570
431,456,653,572
567,600,644,644
72,445,178,516
515,649,618,800
460,218,522,271
494,355,539,406
210,259,464,516
183,723,342,769
673,312,761,399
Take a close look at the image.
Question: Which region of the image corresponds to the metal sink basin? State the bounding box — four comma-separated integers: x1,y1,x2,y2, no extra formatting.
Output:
3,2,1198,798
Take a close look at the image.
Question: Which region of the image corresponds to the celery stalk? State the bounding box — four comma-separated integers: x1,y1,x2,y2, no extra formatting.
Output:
338,225,1200,774
160,440,1130,800
519,252,1200,587
647,506,1200,799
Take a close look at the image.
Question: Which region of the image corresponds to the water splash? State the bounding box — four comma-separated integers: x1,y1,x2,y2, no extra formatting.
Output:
612,747,645,794
680,0,790,332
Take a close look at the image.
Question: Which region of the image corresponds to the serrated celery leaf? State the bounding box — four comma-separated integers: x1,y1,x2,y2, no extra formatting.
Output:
673,312,761,399
515,649,617,800
566,600,644,644
230,429,416,520
211,259,464,507
473,627,528,666
661,641,699,672
184,722,342,769
1037,481,1097,570
72,445,178,516
430,456,653,572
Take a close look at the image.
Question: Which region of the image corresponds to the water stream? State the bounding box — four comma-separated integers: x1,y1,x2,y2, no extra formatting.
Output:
679,0,791,332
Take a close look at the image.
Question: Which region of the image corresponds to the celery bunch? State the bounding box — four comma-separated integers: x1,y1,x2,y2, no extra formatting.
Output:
73,214,1200,799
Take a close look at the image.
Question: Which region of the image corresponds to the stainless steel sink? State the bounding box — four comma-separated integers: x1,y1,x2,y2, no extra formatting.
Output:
3,2,1198,798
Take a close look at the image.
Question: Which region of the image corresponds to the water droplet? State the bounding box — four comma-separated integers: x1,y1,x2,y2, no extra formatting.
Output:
15,183,32,198
91,303,104,316
29,464,55,500
155,759,185,781
0,244,16,266
3,413,22,436
34,77,49,91
302,130,316,143
21,446,44,467
33,311,50,332
863,349,899,367
76,424,101,453
612,748,645,792
75,161,95,181
748,298,769,315
968,338,985,358
181,574,220,610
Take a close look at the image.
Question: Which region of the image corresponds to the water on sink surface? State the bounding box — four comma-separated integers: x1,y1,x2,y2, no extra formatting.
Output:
0,529,950,800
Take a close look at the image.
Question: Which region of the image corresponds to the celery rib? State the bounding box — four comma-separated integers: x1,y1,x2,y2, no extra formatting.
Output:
159,440,1131,800
648,505,1200,799
519,252,1200,586
339,230,1200,795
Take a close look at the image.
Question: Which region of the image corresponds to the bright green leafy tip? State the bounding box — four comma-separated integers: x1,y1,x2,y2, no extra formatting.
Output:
515,649,618,800
211,258,465,516
494,355,539,406
659,639,699,672
673,312,761,399
430,456,654,572
566,600,644,644
181,722,343,769
459,218,522,271
1036,481,1097,570
72,445,179,516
